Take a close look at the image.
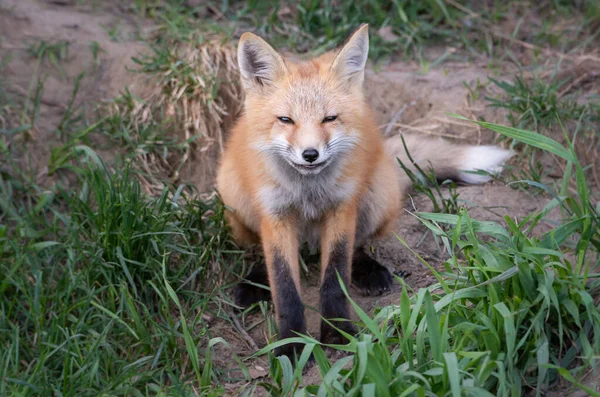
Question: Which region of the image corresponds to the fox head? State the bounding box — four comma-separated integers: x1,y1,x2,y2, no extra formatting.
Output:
237,25,370,176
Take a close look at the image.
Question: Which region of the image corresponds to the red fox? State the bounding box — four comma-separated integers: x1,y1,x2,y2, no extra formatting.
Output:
216,24,512,359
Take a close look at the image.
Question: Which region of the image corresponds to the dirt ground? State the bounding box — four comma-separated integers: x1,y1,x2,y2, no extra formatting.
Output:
1,0,599,395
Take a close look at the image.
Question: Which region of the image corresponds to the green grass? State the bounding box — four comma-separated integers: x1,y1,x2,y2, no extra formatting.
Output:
232,0,461,58
137,0,599,63
1,69,249,395
484,72,600,194
486,74,600,135
27,40,69,79
0,153,248,395
116,0,598,66
88,41,106,68
92,89,189,175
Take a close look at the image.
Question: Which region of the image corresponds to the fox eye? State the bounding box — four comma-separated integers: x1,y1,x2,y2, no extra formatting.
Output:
277,116,294,124
322,115,338,123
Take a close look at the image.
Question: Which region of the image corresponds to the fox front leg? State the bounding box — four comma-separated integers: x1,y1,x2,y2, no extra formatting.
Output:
260,216,306,359
319,202,358,344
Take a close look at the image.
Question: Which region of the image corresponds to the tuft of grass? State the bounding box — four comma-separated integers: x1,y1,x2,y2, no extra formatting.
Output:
551,0,600,24
151,0,600,64
88,41,106,68
485,72,600,194
101,22,122,42
220,0,464,59
486,74,600,134
27,40,70,77
47,29,245,195
125,33,243,192
132,0,163,19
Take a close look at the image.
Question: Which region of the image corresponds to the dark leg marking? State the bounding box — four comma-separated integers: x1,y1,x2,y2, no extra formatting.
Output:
320,237,356,344
234,263,271,309
271,250,307,360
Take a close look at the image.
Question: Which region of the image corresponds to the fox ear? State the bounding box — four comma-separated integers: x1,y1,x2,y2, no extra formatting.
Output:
331,24,369,87
238,32,287,91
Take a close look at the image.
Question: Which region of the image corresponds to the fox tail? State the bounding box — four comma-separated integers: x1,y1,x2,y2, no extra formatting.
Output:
384,134,514,184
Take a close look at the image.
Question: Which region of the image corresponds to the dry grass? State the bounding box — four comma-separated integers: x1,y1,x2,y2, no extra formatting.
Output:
108,33,244,194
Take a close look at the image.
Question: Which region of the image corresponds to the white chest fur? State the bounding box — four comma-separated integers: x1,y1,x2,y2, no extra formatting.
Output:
258,176,356,221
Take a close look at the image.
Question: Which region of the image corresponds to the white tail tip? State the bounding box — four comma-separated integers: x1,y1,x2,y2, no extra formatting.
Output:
458,146,514,184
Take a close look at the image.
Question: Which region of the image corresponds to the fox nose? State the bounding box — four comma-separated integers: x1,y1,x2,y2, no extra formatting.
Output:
302,149,319,163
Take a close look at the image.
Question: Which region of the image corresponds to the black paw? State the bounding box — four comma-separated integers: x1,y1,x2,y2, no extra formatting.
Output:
320,320,357,345
274,341,304,359
234,282,271,308
393,269,411,279
274,342,315,371
234,265,271,309
325,348,352,360
351,249,395,296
